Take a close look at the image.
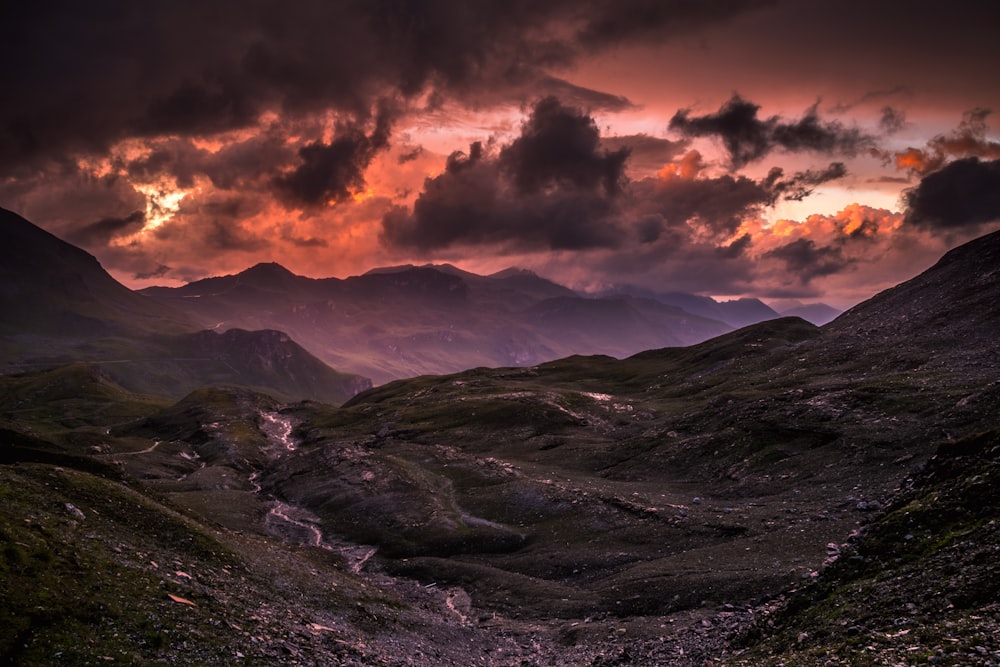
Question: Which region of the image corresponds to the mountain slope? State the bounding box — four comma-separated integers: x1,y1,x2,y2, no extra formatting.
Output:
731,431,1000,665
0,208,198,337
142,263,732,384
0,209,370,403
270,228,999,622
1,228,999,665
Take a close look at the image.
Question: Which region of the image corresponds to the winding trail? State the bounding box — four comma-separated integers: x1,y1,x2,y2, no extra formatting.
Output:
103,440,162,458
352,547,378,574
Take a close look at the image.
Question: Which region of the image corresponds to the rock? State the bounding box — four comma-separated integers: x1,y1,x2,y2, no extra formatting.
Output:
65,503,86,520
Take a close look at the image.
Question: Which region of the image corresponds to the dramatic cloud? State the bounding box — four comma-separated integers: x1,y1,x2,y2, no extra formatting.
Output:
878,106,907,134
766,162,848,202
382,99,628,252
3,1,999,307
0,0,766,173
630,168,773,239
600,135,688,175
498,97,630,196
893,109,1000,177
272,111,393,208
764,238,851,284
669,95,873,169
384,94,860,264
64,211,146,248
904,158,1000,229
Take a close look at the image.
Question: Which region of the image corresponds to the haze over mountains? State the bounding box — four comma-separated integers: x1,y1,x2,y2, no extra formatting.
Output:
1,205,843,396
138,256,836,386
2,206,998,664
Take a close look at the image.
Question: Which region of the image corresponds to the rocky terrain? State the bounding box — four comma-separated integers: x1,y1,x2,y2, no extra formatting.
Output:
1,219,998,664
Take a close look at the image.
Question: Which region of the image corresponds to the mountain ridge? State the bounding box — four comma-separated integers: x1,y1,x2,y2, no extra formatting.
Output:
140,261,736,384
0,208,370,404
1,221,999,664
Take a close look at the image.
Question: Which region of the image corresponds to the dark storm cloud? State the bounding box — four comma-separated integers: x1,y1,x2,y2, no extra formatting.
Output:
272,111,392,208
600,135,688,173
0,0,765,173
892,109,1000,177
765,238,852,283
717,232,752,258
904,157,1000,230
383,96,842,254
397,146,424,164
124,131,295,193
766,162,848,202
827,87,911,115
381,146,620,252
134,264,172,281
630,172,773,238
526,75,634,112
499,97,630,196
382,99,626,252
669,95,873,169
64,211,146,247
927,109,1000,162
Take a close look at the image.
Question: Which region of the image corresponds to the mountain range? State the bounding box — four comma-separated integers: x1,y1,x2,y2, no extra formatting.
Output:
1,205,841,390
0,208,369,405
1,206,997,665
139,261,837,386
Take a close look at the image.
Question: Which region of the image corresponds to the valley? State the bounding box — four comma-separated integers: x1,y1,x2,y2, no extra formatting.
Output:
1,209,998,665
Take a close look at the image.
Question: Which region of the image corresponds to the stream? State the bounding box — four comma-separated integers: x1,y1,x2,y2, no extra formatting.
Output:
252,409,379,568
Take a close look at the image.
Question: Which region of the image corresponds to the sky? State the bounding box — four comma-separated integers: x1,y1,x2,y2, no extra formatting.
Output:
3,0,1000,310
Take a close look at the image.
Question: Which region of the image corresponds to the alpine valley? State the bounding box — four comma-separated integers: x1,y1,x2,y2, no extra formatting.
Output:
1,206,998,665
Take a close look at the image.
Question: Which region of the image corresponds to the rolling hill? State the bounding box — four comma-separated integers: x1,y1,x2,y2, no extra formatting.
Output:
1,215,998,664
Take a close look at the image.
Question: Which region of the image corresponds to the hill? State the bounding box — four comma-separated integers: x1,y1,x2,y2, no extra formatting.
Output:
0,208,370,404
1,222,999,664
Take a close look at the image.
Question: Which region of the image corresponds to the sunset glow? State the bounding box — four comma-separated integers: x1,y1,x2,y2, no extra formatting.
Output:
2,1,999,308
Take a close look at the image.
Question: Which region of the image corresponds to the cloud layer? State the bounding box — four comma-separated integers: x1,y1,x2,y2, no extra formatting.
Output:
1,1,999,307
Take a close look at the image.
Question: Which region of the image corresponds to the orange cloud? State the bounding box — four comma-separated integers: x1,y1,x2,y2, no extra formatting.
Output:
657,150,705,181
894,147,942,175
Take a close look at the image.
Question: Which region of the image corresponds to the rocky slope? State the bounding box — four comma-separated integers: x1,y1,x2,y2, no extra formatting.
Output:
1,226,999,665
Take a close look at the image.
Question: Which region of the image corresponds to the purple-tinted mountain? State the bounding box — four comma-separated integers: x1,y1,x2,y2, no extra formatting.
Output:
599,285,788,327
779,302,842,325
142,263,732,384
0,209,369,404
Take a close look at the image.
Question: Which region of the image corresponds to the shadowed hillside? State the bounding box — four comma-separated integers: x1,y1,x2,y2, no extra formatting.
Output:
0,209,370,404
1,221,999,665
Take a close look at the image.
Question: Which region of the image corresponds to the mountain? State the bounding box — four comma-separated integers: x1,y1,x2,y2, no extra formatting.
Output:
715,296,781,327
731,430,1000,665
0,208,198,338
142,263,732,384
777,302,841,325
3,220,999,664
0,208,370,404
601,285,786,327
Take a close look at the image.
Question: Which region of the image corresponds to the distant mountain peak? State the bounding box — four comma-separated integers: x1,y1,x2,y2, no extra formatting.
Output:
243,261,296,277
488,267,539,279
